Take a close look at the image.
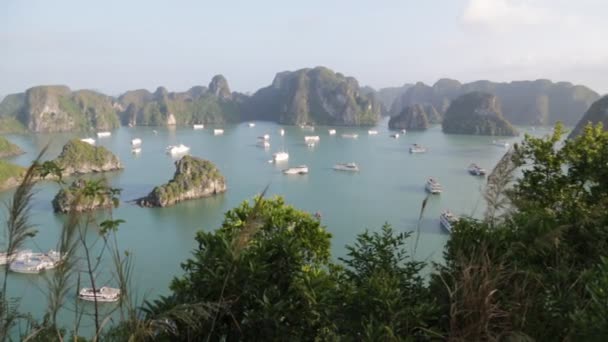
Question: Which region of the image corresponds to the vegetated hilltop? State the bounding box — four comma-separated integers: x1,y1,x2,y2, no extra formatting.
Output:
52,139,122,176
246,66,382,126
442,92,518,136
136,155,226,208
0,136,24,158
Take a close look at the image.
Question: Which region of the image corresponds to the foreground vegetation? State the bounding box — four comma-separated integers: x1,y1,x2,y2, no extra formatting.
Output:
1,122,608,340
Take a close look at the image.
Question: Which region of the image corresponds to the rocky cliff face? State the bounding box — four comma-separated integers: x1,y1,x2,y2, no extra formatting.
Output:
246,66,381,126
52,179,114,213
0,136,24,158
136,156,226,208
569,95,608,138
0,86,120,133
391,79,599,126
388,104,430,131
118,75,242,127
53,139,122,176
442,92,518,136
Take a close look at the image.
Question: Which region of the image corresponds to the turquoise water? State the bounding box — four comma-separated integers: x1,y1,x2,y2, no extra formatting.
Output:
0,119,545,332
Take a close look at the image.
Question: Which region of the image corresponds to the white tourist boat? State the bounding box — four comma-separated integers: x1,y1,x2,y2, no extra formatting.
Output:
166,144,190,155
300,124,315,131
409,144,427,153
390,133,400,139
80,138,96,145
131,138,142,147
333,163,359,172
341,133,358,139
97,131,111,138
401,129,407,134
492,140,510,148
328,129,336,135
78,286,121,303
193,124,205,130
213,129,224,135
9,250,62,274
440,210,459,233
468,163,487,176
271,152,289,163
282,165,309,175
425,177,442,194
279,128,285,136
132,147,142,154
248,122,256,127
368,130,378,135
304,135,320,142
257,140,270,148
258,134,270,141
0,250,32,265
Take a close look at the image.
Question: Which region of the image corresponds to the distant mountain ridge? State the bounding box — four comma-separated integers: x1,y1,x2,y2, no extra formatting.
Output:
118,75,246,127
390,79,599,126
361,84,412,115
0,72,600,132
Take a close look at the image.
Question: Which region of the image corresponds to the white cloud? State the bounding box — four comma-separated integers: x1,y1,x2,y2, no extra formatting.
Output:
462,0,554,31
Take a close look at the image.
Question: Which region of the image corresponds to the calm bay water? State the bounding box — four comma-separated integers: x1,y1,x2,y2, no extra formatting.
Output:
0,118,545,331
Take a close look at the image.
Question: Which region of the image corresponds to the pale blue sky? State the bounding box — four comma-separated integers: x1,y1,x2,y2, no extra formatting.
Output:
1,0,607,95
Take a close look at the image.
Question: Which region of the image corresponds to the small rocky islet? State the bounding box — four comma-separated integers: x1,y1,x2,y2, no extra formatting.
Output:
441,92,518,136
136,155,226,208
52,139,122,176
52,178,115,213
388,104,433,131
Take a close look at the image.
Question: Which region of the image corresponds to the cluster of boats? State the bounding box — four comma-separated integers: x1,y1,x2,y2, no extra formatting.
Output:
281,162,360,175
109,122,503,236
1,249,122,302
1,249,62,274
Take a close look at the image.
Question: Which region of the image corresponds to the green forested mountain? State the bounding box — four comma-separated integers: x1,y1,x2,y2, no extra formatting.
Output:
0,86,120,133
391,78,599,125
117,75,245,126
246,66,382,126
442,92,518,136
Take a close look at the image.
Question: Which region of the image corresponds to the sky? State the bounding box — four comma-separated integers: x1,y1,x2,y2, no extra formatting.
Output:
1,0,607,96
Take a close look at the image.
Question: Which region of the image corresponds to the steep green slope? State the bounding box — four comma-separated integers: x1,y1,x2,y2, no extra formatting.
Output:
0,160,25,190
569,95,608,138
0,136,23,158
